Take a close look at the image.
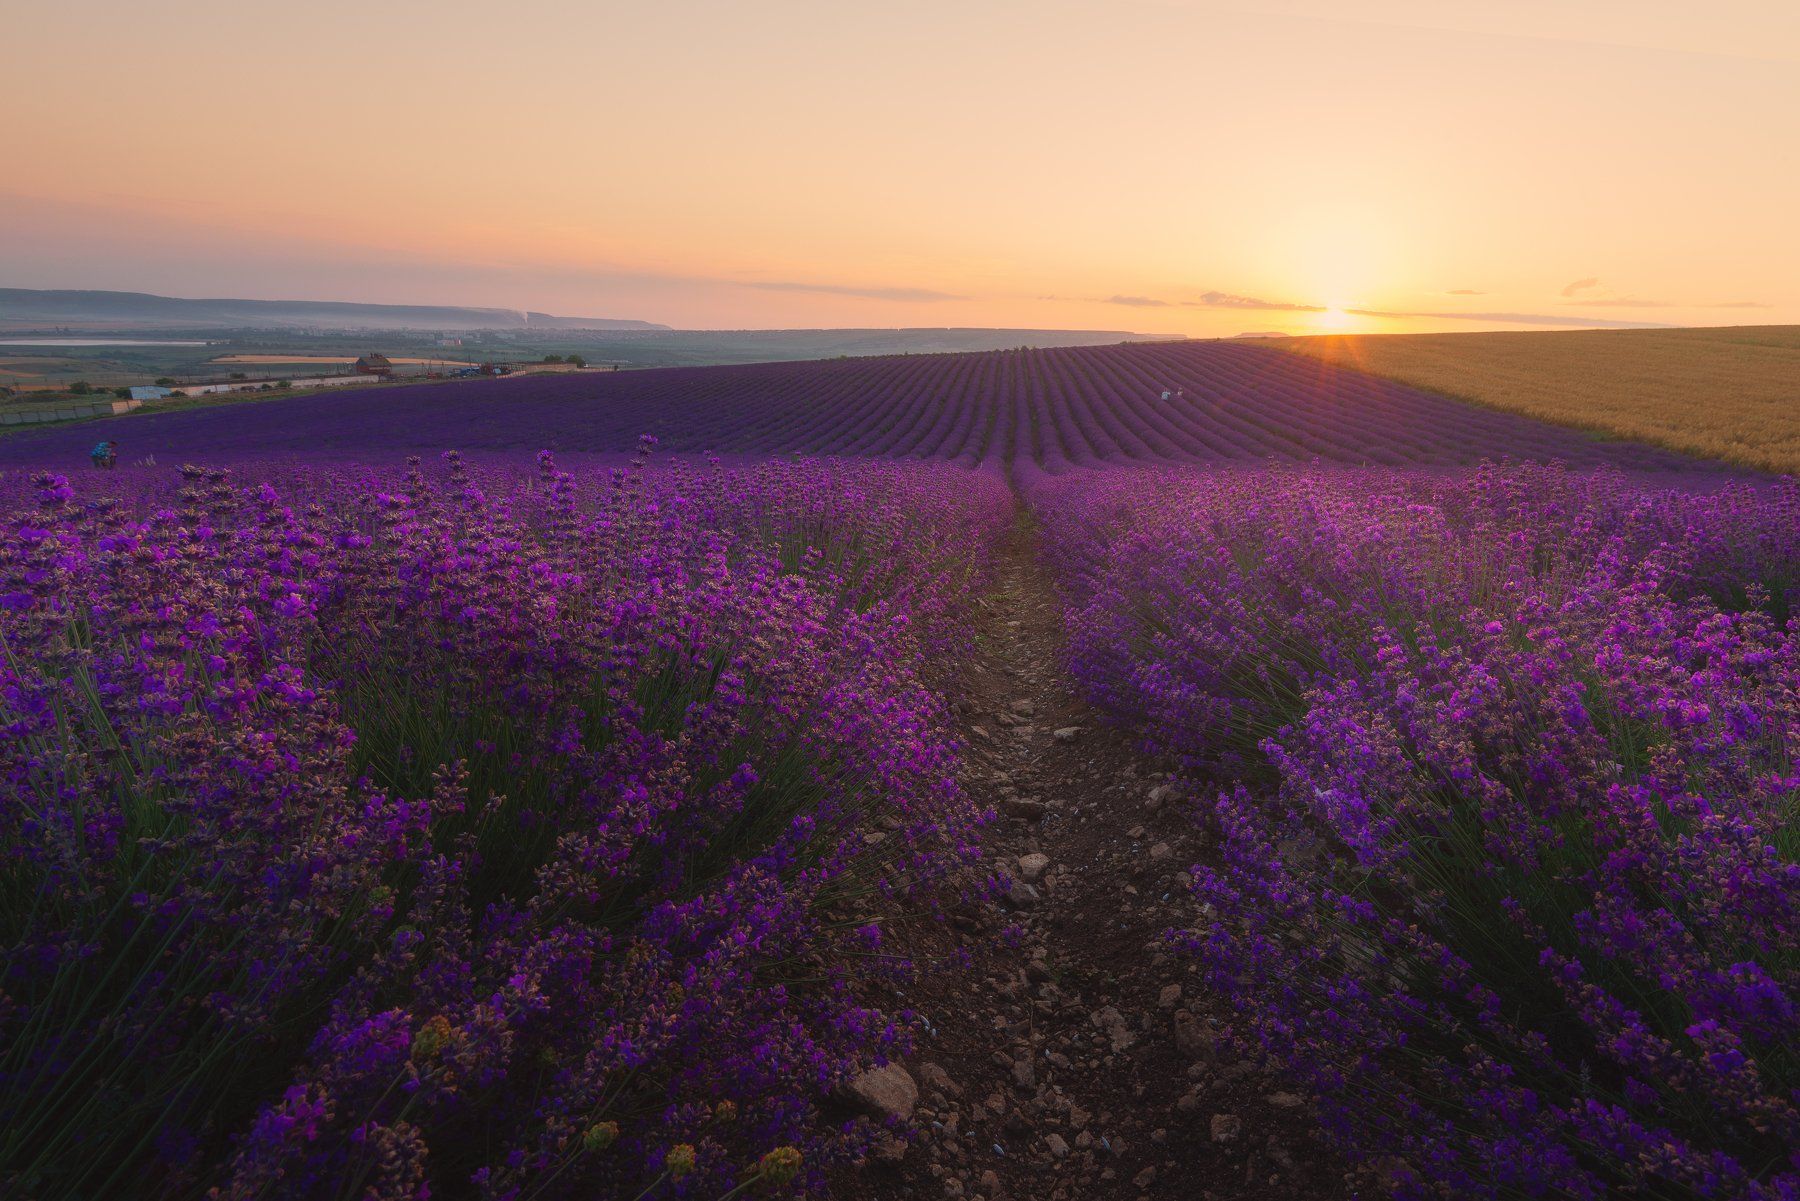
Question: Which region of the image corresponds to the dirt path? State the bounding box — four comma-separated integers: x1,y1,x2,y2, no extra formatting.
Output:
845,512,1343,1200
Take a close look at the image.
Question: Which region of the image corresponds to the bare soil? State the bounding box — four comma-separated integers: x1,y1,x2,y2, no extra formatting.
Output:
836,512,1350,1200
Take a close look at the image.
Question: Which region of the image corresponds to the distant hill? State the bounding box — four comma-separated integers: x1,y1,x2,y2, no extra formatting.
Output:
565,328,1178,366
0,289,670,332
0,292,1174,358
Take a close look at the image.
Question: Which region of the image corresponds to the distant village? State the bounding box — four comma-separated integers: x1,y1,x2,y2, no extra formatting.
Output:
125,351,613,399
0,350,619,427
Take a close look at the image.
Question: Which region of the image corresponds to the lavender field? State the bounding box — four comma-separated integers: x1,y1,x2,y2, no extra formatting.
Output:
2,344,1793,1201
0,341,1709,474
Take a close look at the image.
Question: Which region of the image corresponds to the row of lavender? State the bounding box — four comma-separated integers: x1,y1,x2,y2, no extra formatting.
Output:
0,342,1701,474
1035,463,1800,1199
0,449,1012,1199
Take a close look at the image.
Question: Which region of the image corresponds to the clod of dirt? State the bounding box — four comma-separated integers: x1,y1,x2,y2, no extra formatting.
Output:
844,1063,920,1121
918,1062,963,1096
1173,1010,1219,1062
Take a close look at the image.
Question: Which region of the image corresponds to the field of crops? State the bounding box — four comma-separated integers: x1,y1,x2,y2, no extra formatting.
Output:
2,343,1794,1201
0,340,1706,474
1273,325,1800,474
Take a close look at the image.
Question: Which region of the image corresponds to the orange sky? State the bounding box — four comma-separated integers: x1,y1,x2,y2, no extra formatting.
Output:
4,1,1797,334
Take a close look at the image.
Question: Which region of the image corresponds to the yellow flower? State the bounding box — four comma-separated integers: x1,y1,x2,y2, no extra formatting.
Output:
754,1146,803,1188
714,1100,738,1122
411,1015,452,1063
581,1121,619,1153
665,1143,696,1181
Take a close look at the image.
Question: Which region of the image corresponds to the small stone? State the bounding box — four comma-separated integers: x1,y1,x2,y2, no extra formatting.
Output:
863,831,888,845
1017,852,1051,882
1265,1091,1304,1109
1052,726,1081,743
1045,1132,1070,1159
844,1063,919,1121
1210,1113,1242,1143
1090,1006,1138,1052
1011,1057,1036,1089
1158,984,1182,1009
1004,881,1041,908
1148,842,1173,863
918,1062,962,1097
1134,1166,1158,1188
1172,1010,1218,1061
1002,798,1048,822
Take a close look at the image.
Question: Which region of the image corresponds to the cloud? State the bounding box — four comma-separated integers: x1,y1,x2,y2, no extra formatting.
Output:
1184,290,1324,312
1104,294,1172,307
740,280,963,302
1446,288,1485,295
1561,277,1601,297
1564,297,1774,309
1563,297,1673,308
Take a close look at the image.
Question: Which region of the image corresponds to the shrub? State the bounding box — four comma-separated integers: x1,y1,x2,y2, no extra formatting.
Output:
0,449,1007,1198
1039,463,1800,1199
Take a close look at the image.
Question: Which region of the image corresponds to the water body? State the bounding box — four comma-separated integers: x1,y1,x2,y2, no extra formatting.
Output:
0,339,211,347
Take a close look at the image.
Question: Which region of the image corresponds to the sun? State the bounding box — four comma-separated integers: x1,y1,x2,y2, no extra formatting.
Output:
1317,304,1356,332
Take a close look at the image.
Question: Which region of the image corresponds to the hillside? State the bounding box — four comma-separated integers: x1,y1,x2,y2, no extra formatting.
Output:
0,288,670,332
1270,325,1800,474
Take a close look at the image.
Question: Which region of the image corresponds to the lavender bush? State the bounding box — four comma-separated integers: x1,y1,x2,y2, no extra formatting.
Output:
1037,462,1800,1199
1,447,1009,1199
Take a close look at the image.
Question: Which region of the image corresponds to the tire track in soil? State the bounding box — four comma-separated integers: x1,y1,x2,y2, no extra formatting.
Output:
839,509,1350,1200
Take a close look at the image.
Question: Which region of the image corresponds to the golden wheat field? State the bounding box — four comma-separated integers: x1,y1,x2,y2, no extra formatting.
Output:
1274,325,1800,474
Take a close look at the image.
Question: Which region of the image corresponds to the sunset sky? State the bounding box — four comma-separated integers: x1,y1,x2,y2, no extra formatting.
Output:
5,1,1797,335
